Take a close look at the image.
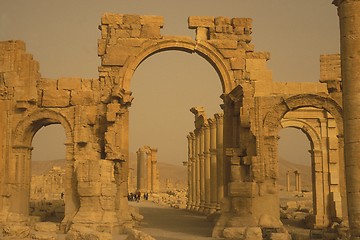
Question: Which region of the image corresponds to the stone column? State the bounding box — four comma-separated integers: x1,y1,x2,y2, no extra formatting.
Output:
294,170,299,192
137,147,147,193
208,118,217,214
199,126,206,213
146,147,152,193
194,129,201,211
150,148,158,193
186,134,193,210
190,132,196,210
204,122,211,214
215,113,224,210
286,171,290,192
334,1,360,237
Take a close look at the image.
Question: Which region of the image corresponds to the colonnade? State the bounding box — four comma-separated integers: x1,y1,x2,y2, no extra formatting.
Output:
185,107,224,214
136,146,159,193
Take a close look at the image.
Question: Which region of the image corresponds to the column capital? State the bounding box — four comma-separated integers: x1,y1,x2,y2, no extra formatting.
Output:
208,117,216,128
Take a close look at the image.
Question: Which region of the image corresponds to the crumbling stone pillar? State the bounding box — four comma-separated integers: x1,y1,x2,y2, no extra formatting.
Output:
186,134,193,210
209,118,218,214
334,1,360,237
199,126,206,213
136,147,147,193
294,170,301,193
149,148,159,193
215,113,224,210
286,171,290,192
190,133,196,210
194,128,201,211
204,123,211,214
190,107,206,213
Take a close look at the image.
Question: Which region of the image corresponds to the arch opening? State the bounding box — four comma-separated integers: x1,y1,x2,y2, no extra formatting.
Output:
128,50,223,194
278,126,313,230
30,124,66,223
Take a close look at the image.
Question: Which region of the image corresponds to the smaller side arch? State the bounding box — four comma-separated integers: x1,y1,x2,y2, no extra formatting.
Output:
264,94,343,137
13,109,73,148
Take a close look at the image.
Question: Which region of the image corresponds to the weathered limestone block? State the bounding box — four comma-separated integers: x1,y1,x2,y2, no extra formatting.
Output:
223,227,246,239
37,78,57,90
270,233,291,240
41,89,70,107
102,52,129,66
140,25,161,38
215,16,231,26
208,39,238,49
229,181,257,198
101,13,123,25
188,16,215,29
100,196,115,211
70,90,94,105
58,77,82,90
125,228,156,240
2,224,30,238
75,160,101,182
81,78,93,90
320,54,341,82
218,48,245,59
77,182,101,197
3,71,20,87
107,103,121,122
258,214,282,228
30,231,57,240
123,14,141,25
244,227,262,239
230,57,246,70
141,15,164,27
66,224,112,240
34,222,58,232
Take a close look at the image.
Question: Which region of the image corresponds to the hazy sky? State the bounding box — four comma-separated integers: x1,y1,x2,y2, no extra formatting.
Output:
0,0,340,166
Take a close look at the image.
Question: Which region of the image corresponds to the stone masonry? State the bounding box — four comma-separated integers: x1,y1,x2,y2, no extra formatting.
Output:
0,8,358,239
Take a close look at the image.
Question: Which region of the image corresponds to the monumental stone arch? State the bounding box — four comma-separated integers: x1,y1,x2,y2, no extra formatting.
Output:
2,9,359,239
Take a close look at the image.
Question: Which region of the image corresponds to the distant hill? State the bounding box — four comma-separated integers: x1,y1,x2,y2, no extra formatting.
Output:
278,156,312,191
31,155,311,191
32,159,66,175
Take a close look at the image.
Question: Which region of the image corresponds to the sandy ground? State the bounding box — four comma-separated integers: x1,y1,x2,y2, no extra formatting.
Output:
130,201,222,240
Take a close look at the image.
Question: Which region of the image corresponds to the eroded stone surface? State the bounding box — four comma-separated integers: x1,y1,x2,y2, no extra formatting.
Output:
0,10,355,239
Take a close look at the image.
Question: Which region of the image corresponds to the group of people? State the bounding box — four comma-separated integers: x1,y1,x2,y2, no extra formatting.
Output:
127,191,149,202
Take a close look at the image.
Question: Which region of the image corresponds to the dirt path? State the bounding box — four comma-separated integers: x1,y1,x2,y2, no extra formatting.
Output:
130,201,221,240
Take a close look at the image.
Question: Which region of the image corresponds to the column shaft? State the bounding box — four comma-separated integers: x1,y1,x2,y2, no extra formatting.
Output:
204,123,211,214
195,130,201,211
209,118,217,214
199,127,205,213
215,113,224,208
336,1,360,237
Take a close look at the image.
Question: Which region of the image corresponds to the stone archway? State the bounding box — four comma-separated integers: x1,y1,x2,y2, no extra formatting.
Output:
8,109,77,227
121,38,235,93
263,95,346,228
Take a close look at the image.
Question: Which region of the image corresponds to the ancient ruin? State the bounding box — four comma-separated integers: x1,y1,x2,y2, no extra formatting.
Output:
136,146,159,193
0,0,360,238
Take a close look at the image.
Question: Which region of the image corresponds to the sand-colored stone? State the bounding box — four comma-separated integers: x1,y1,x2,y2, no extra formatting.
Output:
0,9,358,239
